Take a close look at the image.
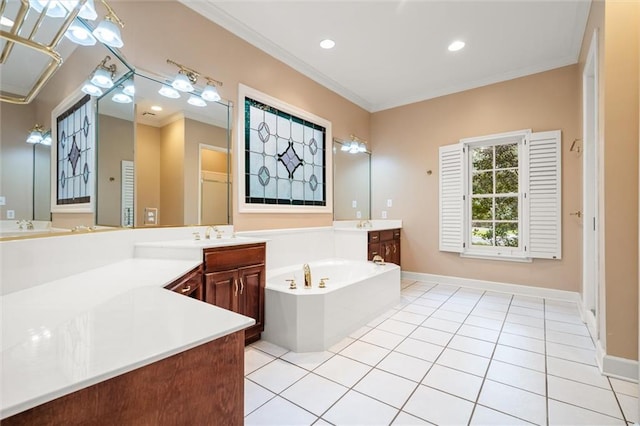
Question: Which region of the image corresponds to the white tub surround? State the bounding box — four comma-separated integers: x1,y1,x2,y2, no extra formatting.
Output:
333,220,402,261
264,259,401,352
0,258,254,419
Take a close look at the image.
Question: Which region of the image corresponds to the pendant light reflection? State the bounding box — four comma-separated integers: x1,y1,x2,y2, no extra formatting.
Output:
122,79,135,96
29,0,98,20
158,85,180,99
64,20,96,46
93,16,123,48
187,95,207,107
339,135,368,154
81,80,103,96
111,88,132,104
26,124,52,146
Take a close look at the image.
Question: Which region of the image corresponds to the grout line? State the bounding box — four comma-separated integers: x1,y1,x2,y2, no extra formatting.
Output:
468,293,513,425
543,298,550,426
607,376,631,423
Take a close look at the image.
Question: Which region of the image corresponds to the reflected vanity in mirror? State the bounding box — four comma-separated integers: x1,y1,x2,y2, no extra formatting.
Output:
333,138,371,220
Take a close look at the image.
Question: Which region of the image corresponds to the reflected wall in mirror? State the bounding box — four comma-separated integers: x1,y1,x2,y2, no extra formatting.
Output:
333,140,371,220
125,71,231,227
0,30,131,226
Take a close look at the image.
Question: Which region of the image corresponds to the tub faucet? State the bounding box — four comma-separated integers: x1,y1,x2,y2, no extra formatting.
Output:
303,263,312,289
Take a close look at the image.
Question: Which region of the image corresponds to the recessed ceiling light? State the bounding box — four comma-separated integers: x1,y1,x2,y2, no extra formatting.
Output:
320,39,335,49
448,40,465,52
151,105,163,111
0,16,14,27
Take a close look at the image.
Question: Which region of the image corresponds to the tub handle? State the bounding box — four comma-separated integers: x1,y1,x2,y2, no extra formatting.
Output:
319,277,329,289
240,277,245,295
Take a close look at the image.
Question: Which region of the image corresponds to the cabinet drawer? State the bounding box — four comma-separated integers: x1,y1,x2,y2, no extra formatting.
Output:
205,243,266,272
393,229,401,239
165,266,203,299
368,231,380,243
380,229,395,242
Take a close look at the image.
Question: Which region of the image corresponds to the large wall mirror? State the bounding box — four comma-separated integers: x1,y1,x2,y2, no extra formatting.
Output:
0,11,232,234
96,70,231,227
333,140,371,220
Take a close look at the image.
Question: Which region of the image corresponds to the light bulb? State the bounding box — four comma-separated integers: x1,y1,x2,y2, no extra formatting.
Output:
122,80,135,96
26,126,43,144
340,144,350,152
171,72,194,92
92,17,123,48
29,0,69,18
41,132,52,146
90,68,113,88
76,0,97,20
158,85,180,99
358,142,367,153
112,89,132,104
64,19,96,46
201,84,221,102
187,95,207,107
81,80,103,96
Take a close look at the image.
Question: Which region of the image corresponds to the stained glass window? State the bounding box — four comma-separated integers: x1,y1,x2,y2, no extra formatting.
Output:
244,97,326,206
57,94,93,205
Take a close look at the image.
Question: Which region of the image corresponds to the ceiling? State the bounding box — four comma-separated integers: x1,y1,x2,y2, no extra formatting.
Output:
179,0,591,112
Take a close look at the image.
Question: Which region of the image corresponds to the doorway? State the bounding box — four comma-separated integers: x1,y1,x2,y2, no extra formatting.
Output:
198,144,230,225
582,29,600,340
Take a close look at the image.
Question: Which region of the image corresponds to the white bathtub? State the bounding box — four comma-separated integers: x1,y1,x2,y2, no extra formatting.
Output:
264,258,401,352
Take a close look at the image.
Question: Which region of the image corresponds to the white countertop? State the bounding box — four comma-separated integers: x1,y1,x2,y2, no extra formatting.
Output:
134,236,268,261
1,258,255,419
333,220,403,232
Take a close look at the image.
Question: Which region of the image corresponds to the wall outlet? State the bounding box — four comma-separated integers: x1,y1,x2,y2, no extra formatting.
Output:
0,196,5,206
356,211,362,219
6,210,15,219
381,210,387,219
352,200,357,208
387,199,393,207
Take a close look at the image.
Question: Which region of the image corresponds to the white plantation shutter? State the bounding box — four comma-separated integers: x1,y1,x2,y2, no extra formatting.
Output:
527,130,562,259
121,160,134,227
439,144,464,253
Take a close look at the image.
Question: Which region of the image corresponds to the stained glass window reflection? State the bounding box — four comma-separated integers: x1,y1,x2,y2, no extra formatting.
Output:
245,97,326,206
57,95,93,205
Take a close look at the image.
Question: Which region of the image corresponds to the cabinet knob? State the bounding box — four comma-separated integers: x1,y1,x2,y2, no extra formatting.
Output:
181,285,191,293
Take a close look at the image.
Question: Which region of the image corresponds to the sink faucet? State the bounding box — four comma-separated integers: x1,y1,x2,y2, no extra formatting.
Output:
303,263,312,289
17,220,34,230
205,226,218,239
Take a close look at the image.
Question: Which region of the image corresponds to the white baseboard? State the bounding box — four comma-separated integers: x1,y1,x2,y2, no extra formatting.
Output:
602,353,639,382
401,271,580,303
402,271,639,383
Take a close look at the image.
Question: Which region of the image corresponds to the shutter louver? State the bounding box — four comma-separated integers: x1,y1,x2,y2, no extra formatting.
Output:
121,160,134,227
527,130,562,259
439,144,464,253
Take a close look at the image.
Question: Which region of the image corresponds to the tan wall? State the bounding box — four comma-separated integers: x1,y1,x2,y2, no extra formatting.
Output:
602,0,639,360
371,65,581,291
202,150,228,174
115,1,370,231
160,119,185,225
184,119,228,225
0,102,38,220
135,124,161,226
96,115,135,227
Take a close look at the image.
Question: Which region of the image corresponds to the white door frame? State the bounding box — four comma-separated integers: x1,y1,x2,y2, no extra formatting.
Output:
198,143,228,225
581,29,602,343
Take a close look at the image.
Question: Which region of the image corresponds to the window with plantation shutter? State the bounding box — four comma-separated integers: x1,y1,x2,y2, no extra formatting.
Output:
438,129,561,261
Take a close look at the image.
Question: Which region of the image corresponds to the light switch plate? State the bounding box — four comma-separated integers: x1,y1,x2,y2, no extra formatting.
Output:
381,210,387,219
356,211,362,219
7,210,15,219
352,200,357,208
387,199,393,207
0,196,5,206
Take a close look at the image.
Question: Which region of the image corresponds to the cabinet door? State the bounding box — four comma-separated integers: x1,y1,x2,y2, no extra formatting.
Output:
368,242,381,261
204,270,239,313
238,264,265,343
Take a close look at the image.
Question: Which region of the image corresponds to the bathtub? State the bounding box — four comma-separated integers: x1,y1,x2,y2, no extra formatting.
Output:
264,258,401,352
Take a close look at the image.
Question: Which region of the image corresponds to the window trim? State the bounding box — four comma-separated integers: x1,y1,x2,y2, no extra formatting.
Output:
461,129,531,260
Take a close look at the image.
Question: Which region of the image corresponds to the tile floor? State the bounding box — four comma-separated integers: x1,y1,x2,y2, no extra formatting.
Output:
244,280,639,425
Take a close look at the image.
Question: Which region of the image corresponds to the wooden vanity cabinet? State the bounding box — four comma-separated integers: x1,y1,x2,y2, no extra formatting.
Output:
203,243,266,344
165,265,203,301
368,229,401,267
